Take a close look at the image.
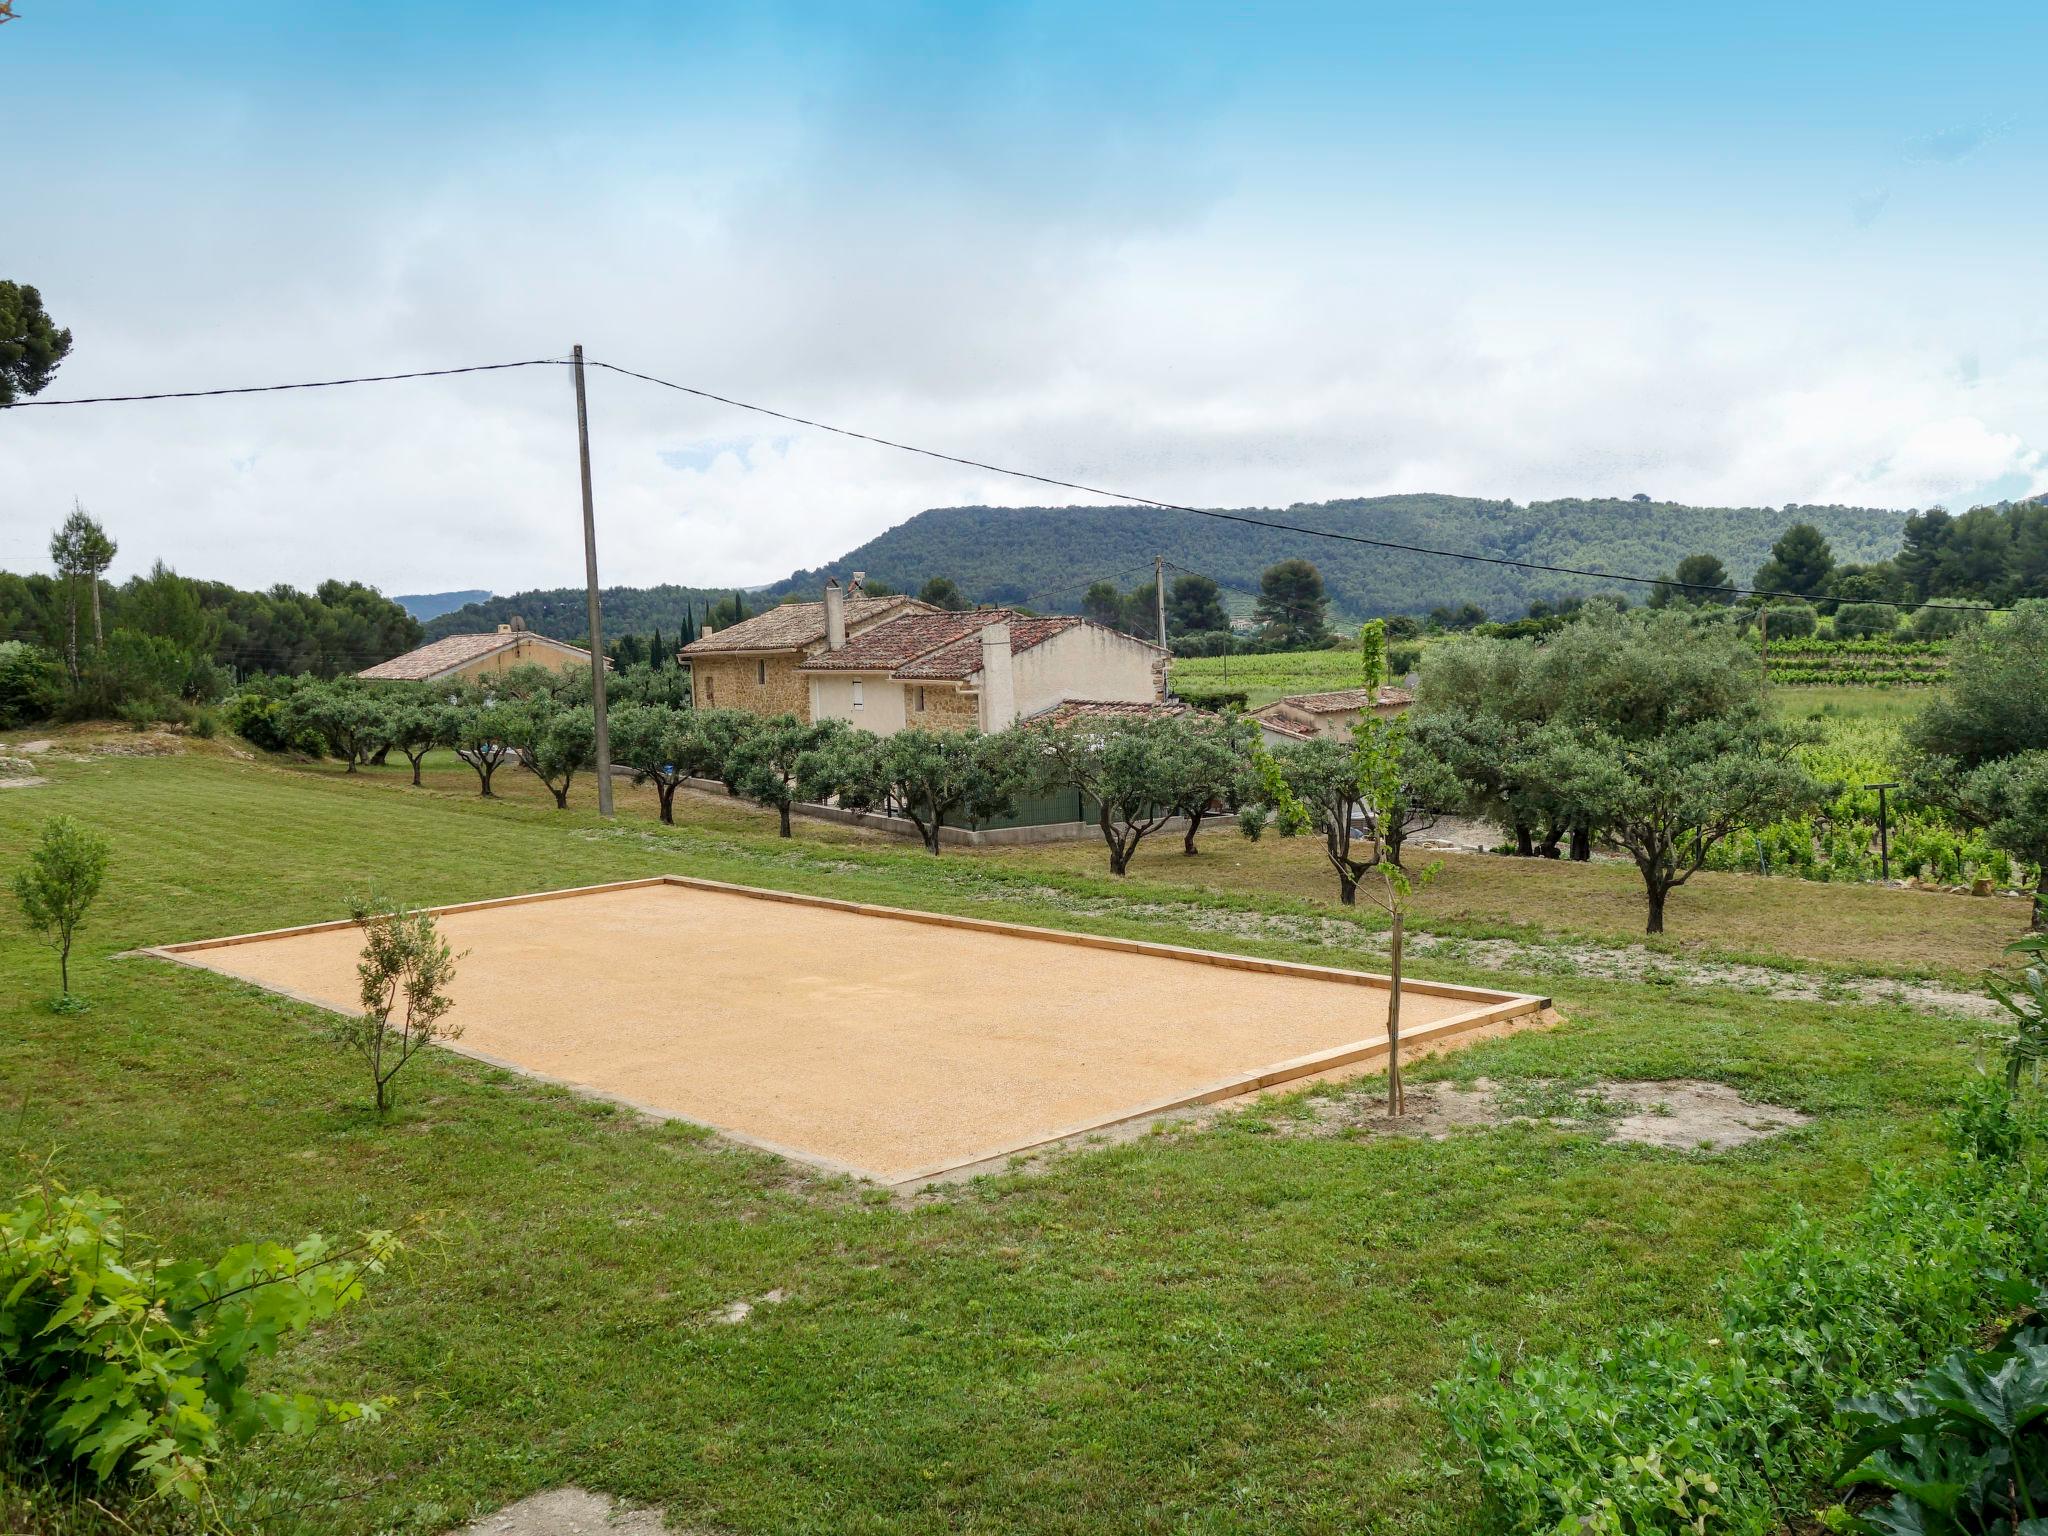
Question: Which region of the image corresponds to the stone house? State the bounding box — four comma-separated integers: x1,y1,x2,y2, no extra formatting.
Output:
676,585,937,721
1251,685,1415,747
798,584,1167,735
357,620,605,685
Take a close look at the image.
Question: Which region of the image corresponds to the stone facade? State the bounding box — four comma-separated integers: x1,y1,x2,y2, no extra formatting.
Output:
919,683,979,732
690,653,812,720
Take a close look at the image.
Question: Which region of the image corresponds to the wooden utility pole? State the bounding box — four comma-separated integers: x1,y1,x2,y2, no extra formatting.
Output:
572,344,614,817
1155,552,1171,696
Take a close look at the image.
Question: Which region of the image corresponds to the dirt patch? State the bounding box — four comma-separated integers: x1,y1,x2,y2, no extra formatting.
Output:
707,1287,788,1325
1285,1077,1811,1152
445,1487,672,1535
0,755,44,789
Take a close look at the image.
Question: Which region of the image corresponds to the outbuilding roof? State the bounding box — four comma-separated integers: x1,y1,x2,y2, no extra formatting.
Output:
1261,685,1416,714
1025,698,1193,727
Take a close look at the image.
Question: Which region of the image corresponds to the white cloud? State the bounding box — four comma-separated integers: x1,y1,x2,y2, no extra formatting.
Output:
4,156,2044,597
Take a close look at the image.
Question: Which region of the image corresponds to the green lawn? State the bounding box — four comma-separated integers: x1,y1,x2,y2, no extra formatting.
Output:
1169,649,1385,707
0,737,1999,1534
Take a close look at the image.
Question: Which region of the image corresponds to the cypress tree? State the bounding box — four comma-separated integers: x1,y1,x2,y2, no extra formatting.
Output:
651,626,665,669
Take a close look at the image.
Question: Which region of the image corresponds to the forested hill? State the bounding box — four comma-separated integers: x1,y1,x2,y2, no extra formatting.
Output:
421,583,736,643
773,495,1908,619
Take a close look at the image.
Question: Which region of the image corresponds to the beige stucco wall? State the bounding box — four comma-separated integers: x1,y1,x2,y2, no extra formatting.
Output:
690,654,811,720
1005,626,1160,724
808,672,908,734
808,674,978,734
448,636,595,684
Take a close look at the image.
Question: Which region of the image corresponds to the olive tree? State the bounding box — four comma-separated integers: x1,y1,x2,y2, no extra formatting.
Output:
840,727,1030,854
688,708,763,796
733,714,849,837
286,679,389,773
1152,712,1257,855
1528,717,1819,934
1030,715,1181,875
508,697,595,809
379,684,446,785
11,814,109,999
438,687,516,797
610,702,702,824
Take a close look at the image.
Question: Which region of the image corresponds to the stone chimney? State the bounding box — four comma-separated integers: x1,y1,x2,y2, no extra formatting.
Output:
848,570,866,596
978,620,1016,729
823,578,847,651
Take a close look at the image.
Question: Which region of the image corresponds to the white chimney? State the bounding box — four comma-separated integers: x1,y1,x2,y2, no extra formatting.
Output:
823,578,847,651
978,620,1016,729
848,570,866,595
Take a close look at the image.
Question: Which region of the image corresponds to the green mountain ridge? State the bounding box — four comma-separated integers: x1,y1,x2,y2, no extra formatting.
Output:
419,494,1911,642
773,494,1909,619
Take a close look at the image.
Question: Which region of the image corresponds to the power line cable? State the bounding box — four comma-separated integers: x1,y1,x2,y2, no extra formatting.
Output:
588,358,2009,614
0,358,568,408
0,349,2013,614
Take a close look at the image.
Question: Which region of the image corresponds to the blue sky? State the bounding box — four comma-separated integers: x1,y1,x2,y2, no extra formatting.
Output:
3,1,2043,592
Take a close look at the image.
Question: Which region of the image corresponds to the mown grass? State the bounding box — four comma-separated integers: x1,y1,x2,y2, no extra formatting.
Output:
0,738,2003,1534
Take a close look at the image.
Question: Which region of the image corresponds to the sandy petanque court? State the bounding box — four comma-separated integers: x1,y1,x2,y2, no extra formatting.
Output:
151,877,1550,1185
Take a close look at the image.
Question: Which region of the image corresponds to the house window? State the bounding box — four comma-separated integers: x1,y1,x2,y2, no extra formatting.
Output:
756,659,767,685
852,681,865,709
914,686,926,712
703,674,715,705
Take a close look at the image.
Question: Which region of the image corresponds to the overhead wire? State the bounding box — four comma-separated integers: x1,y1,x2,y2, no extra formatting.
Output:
1,351,2015,614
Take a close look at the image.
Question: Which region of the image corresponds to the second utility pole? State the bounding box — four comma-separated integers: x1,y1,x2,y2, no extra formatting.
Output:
1155,554,1167,645
572,344,614,817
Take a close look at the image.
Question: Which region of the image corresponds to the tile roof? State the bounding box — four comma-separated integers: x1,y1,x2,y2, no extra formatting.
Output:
678,594,928,655
894,615,1085,680
357,631,595,682
796,610,994,672
1264,686,1415,713
1026,699,1193,727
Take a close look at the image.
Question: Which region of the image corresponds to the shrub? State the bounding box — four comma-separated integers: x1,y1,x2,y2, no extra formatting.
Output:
1437,1088,2048,1535
1761,600,1818,639
1910,600,1990,641
1832,1277,2048,1533
0,642,63,729
0,1175,397,1502
225,676,327,754
1833,602,1901,640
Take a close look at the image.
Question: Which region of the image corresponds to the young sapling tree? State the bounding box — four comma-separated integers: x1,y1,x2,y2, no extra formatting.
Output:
11,814,110,1001
342,900,462,1116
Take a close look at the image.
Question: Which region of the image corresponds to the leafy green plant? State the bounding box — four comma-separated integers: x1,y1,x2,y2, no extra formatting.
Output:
340,901,462,1115
1437,1101,2048,1536
10,814,109,999
1986,935,2048,1091
0,1174,398,1503
1833,1278,2048,1534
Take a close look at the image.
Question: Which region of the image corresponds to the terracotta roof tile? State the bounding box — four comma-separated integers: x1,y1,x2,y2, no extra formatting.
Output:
1026,699,1193,726
797,611,994,672
357,632,597,682
678,594,928,655
894,615,1084,680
